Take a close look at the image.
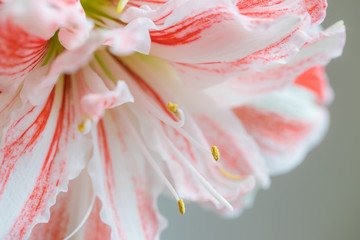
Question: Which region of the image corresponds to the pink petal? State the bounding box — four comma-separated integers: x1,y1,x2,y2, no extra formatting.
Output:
0,80,91,239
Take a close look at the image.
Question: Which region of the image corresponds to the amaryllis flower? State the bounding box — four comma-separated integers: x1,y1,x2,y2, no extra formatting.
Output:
0,0,345,239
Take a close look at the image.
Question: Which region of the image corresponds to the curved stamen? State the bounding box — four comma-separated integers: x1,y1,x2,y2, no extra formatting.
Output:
120,112,183,206
149,115,234,211
63,193,96,240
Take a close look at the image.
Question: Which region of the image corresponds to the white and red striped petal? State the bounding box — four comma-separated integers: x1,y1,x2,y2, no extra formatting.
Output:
127,0,303,64
234,84,328,175
0,80,91,239
29,170,111,240
0,19,48,94
88,113,166,240
235,0,327,26
205,21,345,106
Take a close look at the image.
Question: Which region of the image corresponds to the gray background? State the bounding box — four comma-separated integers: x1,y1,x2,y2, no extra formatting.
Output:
159,1,360,239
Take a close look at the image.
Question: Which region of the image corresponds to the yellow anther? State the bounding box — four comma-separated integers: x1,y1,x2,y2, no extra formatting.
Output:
116,0,130,13
211,146,220,161
219,167,242,180
78,118,90,133
167,102,178,114
78,121,87,132
177,199,185,215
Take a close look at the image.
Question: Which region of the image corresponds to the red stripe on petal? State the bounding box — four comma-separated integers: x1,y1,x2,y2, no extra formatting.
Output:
97,121,126,239
0,91,55,196
84,198,111,240
234,106,312,154
0,19,47,92
295,66,330,104
133,177,159,240
8,81,72,238
113,57,177,121
150,7,234,45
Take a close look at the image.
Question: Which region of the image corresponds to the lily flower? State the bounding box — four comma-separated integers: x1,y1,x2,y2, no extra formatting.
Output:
0,0,345,239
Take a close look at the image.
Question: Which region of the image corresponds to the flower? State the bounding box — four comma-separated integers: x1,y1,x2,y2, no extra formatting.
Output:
0,0,345,239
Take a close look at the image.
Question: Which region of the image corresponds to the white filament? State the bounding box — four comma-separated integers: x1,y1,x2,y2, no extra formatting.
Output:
126,80,185,128
164,136,233,211
121,112,181,202
63,193,96,240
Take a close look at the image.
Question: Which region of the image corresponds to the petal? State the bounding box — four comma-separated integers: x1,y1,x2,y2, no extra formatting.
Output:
234,84,328,175
29,171,111,240
88,113,167,240
107,18,156,56
295,65,333,105
0,80,91,239
122,0,304,63
235,0,327,25
0,19,48,93
127,0,168,9
205,21,346,106
2,0,89,44
75,66,134,122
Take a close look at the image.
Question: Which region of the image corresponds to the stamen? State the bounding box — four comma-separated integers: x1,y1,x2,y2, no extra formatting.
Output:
211,146,220,161
126,82,185,128
116,0,130,13
218,167,243,180
177,199,186,215
166,102,184,120
172,127,219,163
78,118,92,134
161,133,233,211
167,102,178,114
120,112,182,203
63,193,96,240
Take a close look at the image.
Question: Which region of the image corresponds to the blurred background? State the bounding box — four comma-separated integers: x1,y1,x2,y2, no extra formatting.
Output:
159,1,360,239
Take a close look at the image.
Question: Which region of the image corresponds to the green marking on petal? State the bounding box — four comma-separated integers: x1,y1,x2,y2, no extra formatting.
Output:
94,51,117,83
42,32,63,66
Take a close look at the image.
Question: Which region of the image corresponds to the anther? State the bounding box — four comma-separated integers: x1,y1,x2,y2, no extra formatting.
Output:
178,199,185,215
78,118,91,134
116,0,130,13
167,102,178,114
211,146,220,161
